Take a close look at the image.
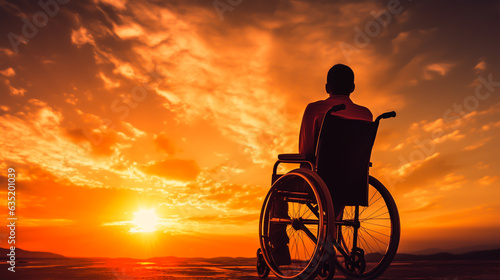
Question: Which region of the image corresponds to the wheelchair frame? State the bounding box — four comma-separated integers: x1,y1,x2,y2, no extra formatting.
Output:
257,104,400,280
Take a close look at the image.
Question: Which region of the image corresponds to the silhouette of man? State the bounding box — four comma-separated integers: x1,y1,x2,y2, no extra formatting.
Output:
300,63,372,222
299,64,372,159
300,63,372,218
270,64,372,266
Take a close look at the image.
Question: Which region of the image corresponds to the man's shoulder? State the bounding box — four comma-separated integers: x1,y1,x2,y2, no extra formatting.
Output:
308,99,328,106
349,103,373,120
304,96,372,121
307,98,338,109
305,100,326,111
351,103,372,113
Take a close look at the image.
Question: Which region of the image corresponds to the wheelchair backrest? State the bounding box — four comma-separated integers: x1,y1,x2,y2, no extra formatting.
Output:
315,111,379,206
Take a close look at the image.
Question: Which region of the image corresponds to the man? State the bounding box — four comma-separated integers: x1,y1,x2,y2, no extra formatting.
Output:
300,63,372,221
271,64,372,266
299,64,372,160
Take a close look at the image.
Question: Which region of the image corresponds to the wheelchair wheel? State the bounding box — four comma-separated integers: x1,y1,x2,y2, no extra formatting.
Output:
335,176,400,279
259,168,336,280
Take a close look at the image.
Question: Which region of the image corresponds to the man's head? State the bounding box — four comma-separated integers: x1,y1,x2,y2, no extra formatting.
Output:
325,64,355,96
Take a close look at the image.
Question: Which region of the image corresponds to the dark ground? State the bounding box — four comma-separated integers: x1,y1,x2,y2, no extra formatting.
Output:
0,258,498,280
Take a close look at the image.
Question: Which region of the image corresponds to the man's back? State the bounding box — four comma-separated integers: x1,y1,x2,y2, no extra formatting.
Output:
299,94,372,159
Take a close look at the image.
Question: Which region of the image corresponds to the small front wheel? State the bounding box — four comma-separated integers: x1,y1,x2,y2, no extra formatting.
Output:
317,256,335,280
256,248,270,278
345,248,366,275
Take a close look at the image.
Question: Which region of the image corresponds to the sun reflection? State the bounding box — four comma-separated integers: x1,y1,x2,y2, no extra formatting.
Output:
130,209,159,233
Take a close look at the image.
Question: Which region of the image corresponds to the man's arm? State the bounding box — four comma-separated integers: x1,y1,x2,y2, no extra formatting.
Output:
299,104,316,158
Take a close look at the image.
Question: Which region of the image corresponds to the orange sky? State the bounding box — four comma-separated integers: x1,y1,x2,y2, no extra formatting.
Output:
0,0,499,258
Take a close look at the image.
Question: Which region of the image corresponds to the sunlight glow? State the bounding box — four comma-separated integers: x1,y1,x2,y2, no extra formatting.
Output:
130,209,159,233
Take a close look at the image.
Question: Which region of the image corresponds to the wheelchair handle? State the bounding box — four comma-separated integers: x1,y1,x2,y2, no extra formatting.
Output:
326,103,346,115
375,111,396,123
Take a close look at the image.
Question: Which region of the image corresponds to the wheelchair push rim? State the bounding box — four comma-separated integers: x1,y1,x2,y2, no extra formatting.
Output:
259,168,335,280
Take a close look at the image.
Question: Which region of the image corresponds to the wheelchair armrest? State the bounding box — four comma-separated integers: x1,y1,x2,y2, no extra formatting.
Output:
278,153,309,160
272,154,315,184
272,154,315,185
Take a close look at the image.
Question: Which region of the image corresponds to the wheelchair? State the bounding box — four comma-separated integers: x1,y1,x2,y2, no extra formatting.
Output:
256,104,400,280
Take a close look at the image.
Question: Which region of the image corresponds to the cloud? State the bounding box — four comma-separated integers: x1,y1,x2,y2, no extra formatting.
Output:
474,60,486,73
18,218,75,227
463,140,486,151
432,129,464,144
0,168,155,224
396,152,440,177
71,26,95,46
402,188,440,213
154,132,176,155
140,159,200,181
113,20,144,38
187,213,258,223
476,175,498,187
423,63,454,80
438,173,467,191
481,120,500,131
409,204,500,228
99,0,129,10
0,67,15,76
98,72,121,89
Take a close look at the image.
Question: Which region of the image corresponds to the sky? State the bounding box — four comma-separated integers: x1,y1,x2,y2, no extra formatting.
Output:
0,0,499,258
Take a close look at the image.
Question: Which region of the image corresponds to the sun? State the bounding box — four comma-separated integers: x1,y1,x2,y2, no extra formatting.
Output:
131,209,159,233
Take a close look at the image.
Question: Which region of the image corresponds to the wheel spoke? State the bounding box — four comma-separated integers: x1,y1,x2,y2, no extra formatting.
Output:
301,218,319,225
361,211,389,221
360,217,391,221
299,231,311,260
358,231,378,253
360,227,389,248
300,223,318,243
359,192,379,216
270,218,293,224
362,221,391,228
306,202,319,218
363,205,386,220
360,226,391,238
